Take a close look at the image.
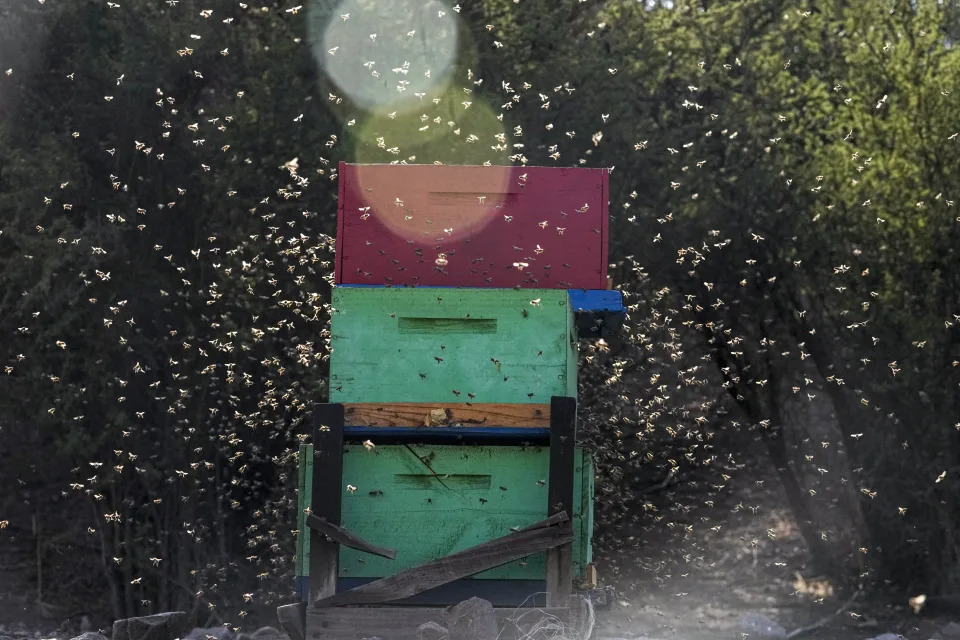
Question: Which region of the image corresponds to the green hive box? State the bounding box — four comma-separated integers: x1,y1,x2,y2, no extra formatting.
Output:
337,444,593,581
329,287,577,404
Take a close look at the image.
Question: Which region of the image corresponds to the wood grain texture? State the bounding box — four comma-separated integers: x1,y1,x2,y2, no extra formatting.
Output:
329,287,576,404
342,402,550,428
306,514,397,560
315,514,573,607
310,404,344,604
335,162,609,289
295,444,313,587
337,444,590,581
306,606,570,640
276,603,305,640
580,450,595,572
335,578,548,607
512,511,568,533
546,397,577,607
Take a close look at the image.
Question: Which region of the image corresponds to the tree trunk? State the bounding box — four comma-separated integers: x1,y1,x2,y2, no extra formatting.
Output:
760,421,836,577
91,499,123,620
765,360,839,579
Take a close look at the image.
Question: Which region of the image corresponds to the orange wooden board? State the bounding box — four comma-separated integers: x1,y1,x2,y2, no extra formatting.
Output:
342,402,550,428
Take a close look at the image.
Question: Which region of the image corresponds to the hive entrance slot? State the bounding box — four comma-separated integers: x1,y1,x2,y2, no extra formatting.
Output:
394,474,492,490
398,317,497,334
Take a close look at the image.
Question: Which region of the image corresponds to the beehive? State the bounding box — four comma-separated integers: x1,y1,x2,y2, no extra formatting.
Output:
337,444,593,583
335,163,609,289
329,287,577,404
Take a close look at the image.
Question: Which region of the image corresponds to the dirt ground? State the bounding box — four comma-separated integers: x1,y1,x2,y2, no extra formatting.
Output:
587,436,955,640
592,538,956,639
2,430,956,640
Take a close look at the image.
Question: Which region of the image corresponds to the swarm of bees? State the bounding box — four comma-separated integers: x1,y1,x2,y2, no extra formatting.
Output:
0,0,956,635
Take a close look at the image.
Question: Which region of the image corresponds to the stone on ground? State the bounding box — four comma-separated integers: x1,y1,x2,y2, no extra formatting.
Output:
938,622,960,640
417,621,450,640
184,626,234,640
445,597,498,640
112,611,188,640
736,612,787,639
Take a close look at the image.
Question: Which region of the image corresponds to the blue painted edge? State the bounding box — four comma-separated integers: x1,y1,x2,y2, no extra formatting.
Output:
295,575,309,603
569,289,624,313
344,426,550,442
337,577,548,607
335,284,625,313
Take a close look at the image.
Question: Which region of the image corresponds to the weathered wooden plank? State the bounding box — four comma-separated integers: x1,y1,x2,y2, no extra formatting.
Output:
582,565,598,590
580,451,595,576
311,404,344,604
342,402,550,428
335,578,547,607
329,287,577,404
315,514,572,607
306,606,570,640
335,162,609,289
511,511,569,533
276,603,305,640
306,514,396,560
338,444,589,581
546,396,577,607
295,443,313,598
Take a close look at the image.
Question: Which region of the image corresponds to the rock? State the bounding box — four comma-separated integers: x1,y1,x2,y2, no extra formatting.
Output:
183,627,234,640
69,634,109,640
939,622,960,639
417,622,449,640
867,634,902,640
112,611,188,640
250,628,286,640
736,613,786,639
445,598,497,640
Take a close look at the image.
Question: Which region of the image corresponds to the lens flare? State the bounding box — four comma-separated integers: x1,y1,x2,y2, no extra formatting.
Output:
349,98,509,242
311,0,459,114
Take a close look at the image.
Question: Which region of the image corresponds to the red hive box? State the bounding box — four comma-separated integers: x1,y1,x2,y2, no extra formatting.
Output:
335,162,609,289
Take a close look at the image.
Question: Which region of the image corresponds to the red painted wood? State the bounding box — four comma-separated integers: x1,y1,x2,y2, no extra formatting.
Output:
336,161,347,282
601,169,610,286
335,163,609,289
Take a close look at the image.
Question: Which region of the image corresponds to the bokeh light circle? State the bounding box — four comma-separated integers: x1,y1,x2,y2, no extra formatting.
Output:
350,97,510,242
312,0,460,113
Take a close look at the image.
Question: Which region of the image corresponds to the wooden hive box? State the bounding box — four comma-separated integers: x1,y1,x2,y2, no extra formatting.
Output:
329,287,577,404
335,162,609,289
295,443,594,604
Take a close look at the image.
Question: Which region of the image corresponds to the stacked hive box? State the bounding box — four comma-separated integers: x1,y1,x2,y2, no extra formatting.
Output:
296,163,620,608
